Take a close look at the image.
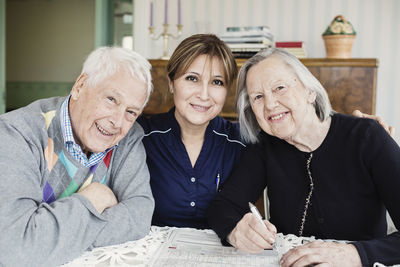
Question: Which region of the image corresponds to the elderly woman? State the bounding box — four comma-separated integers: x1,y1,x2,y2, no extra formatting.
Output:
207,48,400,266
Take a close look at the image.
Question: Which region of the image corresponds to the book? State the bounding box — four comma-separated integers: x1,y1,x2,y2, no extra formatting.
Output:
227,26,271,32
275,41,307,58
275,41,304,48
227,43,271,49
220,25,275,58
230,47,269,53
221,36,273,44
232,51,258,58
221,25,274,40
280,48,307,58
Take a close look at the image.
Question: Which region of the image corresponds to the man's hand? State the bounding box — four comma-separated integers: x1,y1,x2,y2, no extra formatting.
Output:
353,110,395,137
280,241,362,267
78,182,118,214
227,212,277,253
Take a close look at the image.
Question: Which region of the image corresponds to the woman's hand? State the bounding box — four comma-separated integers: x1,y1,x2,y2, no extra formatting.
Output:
280,241,362,267
353,110,395,137
227,212,277,253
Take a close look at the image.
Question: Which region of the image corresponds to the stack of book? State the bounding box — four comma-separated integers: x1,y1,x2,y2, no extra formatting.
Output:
220,26,274,58
275,41,307,58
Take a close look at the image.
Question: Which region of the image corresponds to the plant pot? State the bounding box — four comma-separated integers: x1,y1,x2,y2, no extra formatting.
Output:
323,34,355,58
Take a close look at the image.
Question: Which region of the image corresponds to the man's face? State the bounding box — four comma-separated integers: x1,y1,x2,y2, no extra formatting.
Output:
69,70,147,155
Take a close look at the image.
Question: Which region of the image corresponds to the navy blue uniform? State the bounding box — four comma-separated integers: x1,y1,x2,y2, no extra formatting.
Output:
138,108,245,229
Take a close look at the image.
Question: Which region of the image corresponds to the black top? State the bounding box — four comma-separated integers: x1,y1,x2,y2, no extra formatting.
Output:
207,113,400,266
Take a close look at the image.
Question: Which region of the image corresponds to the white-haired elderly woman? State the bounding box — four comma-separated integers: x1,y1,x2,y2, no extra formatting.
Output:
207,48,400,266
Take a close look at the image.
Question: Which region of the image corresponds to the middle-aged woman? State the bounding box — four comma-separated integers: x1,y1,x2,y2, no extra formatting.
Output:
207,48,400,266
137,34,245,229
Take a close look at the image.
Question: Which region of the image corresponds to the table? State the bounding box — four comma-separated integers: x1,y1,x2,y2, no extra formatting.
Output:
63,226,315,267
62,226,392,267
62,226,316,266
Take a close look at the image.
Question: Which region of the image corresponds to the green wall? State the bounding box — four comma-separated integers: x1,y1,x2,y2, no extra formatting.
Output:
6,0,95,110
0,0,5,114
95,0,114,48
5,0,124,111
6,81,73,110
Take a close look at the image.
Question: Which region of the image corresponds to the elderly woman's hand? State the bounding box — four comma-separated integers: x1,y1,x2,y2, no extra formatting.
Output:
227,212,277,253
353,110,395,137
279,240,362,267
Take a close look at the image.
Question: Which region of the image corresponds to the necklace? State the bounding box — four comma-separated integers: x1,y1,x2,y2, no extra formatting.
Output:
299,152,314,237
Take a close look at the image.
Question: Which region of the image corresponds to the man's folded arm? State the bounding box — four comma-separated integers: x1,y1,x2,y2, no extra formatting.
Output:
91,125,155,247
0,122,109,266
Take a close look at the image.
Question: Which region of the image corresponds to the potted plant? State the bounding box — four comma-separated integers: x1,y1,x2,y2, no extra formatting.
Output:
322,15,356,58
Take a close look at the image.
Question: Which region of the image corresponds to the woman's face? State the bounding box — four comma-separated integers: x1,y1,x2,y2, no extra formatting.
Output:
246,56,316,141
171,54,227,129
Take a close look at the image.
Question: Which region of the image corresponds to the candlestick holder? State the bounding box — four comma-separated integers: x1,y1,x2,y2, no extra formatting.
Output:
149,24,183,59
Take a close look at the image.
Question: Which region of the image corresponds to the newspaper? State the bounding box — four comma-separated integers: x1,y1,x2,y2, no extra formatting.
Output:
150,228,279,267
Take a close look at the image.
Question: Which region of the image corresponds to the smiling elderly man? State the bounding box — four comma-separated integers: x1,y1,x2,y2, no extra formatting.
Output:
0,47,154,266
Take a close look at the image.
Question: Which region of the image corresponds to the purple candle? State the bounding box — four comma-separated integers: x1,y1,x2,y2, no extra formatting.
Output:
164,0,168,24
150,2,154,27
178,0,181,25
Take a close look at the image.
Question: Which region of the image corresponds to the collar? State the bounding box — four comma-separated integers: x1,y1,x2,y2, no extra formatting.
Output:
60,95,75,145
167,106,217,140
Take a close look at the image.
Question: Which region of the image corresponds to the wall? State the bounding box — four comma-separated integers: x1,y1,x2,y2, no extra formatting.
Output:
114,0,133,47
0,0,5,113
6,0,95,109
134,0,400,144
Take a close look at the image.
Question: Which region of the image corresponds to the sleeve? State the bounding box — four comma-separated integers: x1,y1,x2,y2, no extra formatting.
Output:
352,122,400,266
207,142,268,244
91,125,155,247
0,121,108,267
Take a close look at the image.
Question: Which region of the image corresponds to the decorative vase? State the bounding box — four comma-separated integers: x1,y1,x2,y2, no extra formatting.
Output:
322,15,356,58
323,34,355,58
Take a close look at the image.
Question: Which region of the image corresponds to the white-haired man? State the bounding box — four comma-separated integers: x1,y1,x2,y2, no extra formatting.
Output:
0,47,154,266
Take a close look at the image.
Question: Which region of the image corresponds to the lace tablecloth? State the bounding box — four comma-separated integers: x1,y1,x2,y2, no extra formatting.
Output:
62,226,392,267
62,226,319,267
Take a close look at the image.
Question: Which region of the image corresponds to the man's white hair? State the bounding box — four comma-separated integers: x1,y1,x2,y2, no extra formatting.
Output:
82,46,153,106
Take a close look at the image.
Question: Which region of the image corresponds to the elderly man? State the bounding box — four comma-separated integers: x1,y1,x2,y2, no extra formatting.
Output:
0,47,155,266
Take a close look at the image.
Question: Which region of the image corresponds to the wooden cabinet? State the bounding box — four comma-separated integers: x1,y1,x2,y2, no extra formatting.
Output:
301,58,378,115
146,58,378,117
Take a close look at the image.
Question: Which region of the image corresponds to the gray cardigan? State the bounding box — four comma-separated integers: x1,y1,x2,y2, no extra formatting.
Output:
0,97,154,267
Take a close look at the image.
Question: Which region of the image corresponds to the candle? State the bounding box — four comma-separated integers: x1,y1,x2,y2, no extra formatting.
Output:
164,0,168,24
177,0,181,25
150,1,154,27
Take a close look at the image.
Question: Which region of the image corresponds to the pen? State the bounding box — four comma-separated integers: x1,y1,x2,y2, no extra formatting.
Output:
249,202,276,249
249,202,265,227
215,173,220,192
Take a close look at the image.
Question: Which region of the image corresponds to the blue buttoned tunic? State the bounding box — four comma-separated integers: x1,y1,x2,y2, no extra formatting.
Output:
138,108,245,229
